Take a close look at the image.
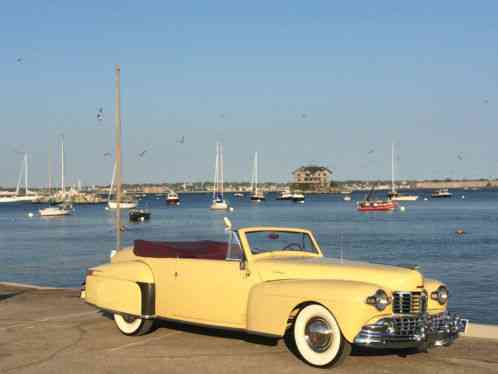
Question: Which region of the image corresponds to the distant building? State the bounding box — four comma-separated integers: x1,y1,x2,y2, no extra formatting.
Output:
292,165,332,191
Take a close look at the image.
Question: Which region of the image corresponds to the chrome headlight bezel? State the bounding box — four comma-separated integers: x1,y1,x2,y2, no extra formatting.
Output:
431,285,449,305
366,289,391,311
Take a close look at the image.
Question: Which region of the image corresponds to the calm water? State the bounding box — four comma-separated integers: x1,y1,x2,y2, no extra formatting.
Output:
1,190,497,324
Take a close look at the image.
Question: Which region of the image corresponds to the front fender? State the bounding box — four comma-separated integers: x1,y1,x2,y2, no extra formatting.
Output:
247,279,390,342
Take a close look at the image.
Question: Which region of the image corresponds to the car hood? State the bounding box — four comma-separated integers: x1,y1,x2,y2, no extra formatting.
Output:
254,256,424,291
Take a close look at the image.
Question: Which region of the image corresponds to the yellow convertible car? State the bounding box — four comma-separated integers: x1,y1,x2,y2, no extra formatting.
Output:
82,220,466,368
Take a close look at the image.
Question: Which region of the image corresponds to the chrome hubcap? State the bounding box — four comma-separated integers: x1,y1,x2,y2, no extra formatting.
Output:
123,315,137,323
304,317,333,352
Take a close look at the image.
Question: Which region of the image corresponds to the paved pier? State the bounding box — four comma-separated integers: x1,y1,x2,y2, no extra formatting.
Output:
1,283,498,374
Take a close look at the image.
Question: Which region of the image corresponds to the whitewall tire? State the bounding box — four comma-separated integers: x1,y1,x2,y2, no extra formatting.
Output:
293,304,351,367
114,314,154,336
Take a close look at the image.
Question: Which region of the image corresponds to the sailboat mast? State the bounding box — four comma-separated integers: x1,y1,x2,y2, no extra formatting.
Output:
254,152,258,193
220,143,224,197
213,143,218,200
16,157,23,195
24,153,29,194
61,135,65,193
391,142,395,193
115,64,123,252
48,146,52,194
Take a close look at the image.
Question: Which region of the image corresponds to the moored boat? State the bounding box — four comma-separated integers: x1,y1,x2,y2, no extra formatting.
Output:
129,208,151,222
166,191,180,205
357,184,397,212
389,142,418,201
210,143,231,211
39,203,73,217
277,188,293,200
431,189,452,198
291,191,305,203
250,152,265,202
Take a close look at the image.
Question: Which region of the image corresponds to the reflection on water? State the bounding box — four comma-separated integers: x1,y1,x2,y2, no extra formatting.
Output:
1,189,497,324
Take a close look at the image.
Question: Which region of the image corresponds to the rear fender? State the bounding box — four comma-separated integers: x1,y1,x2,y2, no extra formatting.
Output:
84,261,155,317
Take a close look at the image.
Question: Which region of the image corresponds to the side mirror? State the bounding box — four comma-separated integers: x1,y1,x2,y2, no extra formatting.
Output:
240,259,246,271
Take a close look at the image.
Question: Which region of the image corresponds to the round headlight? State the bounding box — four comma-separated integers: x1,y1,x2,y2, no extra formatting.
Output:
366,289,391,311
431,285,449,305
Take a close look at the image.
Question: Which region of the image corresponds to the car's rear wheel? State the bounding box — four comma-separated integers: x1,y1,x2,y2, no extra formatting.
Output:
293,304,351,367
114,313,154,336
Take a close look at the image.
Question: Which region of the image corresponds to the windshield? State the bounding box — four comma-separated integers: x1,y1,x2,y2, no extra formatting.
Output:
245,231,319,255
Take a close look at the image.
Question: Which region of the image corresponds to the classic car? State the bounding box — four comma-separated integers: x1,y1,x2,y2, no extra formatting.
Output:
82,219,466,368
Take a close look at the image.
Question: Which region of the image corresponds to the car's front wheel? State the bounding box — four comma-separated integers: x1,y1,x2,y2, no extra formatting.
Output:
114,313,154,336
293,304,351,367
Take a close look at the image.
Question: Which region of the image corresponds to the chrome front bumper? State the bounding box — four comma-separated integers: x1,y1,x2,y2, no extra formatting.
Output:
354,312,468,349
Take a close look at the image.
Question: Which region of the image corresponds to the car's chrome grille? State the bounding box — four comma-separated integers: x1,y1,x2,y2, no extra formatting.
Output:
392,291,427,314
391,316,425,336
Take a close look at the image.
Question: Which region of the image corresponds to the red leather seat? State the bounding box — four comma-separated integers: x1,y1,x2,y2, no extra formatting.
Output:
133,240,228,260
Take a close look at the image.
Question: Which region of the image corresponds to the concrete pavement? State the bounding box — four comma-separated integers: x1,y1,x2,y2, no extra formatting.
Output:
1,283,497,374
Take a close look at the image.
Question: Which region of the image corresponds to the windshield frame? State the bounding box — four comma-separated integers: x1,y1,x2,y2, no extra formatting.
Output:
237,227,323,259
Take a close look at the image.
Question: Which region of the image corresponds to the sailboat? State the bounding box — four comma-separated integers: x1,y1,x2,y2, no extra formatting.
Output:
210,143,230,210
250,152,265,202
107,163,138,209
0,153,39,203
387,142,418,202
39,136,73,216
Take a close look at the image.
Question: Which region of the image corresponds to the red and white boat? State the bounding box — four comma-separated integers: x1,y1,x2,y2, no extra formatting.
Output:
357,200,397,212
166,191,180,205
357,184,397,212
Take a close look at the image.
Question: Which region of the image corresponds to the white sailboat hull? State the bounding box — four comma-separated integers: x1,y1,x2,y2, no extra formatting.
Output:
39,207,73,216
0,195,38,203
210,201,229,210
390,195,418,201
107,201,138,209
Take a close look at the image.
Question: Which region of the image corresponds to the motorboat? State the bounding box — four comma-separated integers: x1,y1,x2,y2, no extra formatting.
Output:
343,195,352,201
166,191,180,205
233,192,244,198
432,189,452,198
39,203,73,217
291,191,305,203
277,188,293,200
129,208,151,222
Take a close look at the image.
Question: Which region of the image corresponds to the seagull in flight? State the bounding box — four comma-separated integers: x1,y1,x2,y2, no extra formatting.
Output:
103,152,112,157
16,57,23,64
368,149,375,155
177,136,185,144
97,107,104,123
138,150,147,157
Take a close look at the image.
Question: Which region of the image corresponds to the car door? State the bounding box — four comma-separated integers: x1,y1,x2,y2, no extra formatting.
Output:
171,258,258,329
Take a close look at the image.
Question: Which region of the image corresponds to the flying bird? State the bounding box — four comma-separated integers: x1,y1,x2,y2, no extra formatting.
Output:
16,57,23,64
368,149,375,155
97,107,104,124
138,150,147,157
457,153,463,161
483,99,489,104
301,113,308,119
177,136,185,144
103,152,112,157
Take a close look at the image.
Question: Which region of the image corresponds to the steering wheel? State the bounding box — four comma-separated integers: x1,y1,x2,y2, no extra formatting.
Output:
282,242,303,251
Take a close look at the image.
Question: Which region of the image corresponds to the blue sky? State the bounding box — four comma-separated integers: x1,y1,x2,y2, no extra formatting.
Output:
1,1,497,187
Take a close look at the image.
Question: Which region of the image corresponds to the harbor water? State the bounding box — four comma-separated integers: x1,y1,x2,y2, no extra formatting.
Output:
1,189,497,325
